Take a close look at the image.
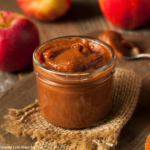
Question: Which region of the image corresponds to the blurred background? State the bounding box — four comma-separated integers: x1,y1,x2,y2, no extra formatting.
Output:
0,0,150,94
0,0,150,149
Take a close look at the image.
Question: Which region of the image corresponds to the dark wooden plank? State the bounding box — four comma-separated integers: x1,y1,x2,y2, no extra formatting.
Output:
0,71,18,94
0,0,38,146
43,12,80,39
18,65,33,80
0,3,18,148
0,0,3,10
0,31,150,150
0,73,37,148
88,31,150,150
71,0,118,34
0,0,150,149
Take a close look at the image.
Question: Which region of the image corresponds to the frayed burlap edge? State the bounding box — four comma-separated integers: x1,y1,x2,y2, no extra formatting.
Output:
2,68,142,150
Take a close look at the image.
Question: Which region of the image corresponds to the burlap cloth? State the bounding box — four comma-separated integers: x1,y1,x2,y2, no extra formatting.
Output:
2,68,142,150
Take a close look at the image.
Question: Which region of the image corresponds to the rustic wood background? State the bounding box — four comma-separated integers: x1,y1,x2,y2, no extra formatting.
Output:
0,0,150,93
0,0,150,149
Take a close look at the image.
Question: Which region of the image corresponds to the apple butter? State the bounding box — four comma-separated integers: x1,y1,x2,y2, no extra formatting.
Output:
98,31,139,58
33,36,116,129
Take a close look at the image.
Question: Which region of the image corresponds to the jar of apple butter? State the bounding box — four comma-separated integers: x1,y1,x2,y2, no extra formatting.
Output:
33,36,116,129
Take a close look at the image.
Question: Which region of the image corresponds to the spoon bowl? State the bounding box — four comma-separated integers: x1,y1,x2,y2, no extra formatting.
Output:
123,48,150,60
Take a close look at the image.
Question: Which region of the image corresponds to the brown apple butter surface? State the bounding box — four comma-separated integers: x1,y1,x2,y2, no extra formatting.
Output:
37,37,111,72
34,36,116,129
98,31,139,58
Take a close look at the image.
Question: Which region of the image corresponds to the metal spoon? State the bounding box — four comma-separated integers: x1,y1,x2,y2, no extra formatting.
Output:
124,53,150,60
123,48,150,60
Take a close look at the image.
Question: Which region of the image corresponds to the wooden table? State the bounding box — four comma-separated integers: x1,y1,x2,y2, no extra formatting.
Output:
0,0,150,149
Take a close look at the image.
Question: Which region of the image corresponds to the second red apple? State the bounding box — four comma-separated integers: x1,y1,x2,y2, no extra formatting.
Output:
99,0,150,29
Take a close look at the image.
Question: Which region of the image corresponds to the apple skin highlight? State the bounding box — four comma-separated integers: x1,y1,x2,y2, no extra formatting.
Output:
99,0,150,29
0,11,39,72
17,0,72,21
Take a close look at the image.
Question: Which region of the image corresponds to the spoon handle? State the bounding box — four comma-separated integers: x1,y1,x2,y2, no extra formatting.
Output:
124,54,150,60
136,54,150,58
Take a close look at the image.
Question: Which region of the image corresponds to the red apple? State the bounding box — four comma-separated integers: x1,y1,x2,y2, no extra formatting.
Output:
16,0,72,21
0,11,39,72
98,0,150,29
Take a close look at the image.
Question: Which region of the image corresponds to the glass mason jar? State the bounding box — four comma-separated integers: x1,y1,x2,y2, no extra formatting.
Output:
33,36,116,129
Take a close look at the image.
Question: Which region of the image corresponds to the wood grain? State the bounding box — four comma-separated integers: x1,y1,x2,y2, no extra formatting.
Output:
88,31,150,150
0,31,150,150
43,12,80,39
0,71,18,94
1,0,150,80
0,73,37,149
0,0,150,149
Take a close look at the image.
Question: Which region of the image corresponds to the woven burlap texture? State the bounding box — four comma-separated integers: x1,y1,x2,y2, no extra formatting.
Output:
2,68,142,150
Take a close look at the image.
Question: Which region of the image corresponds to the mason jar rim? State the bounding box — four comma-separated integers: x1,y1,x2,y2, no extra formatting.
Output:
33,36,116,76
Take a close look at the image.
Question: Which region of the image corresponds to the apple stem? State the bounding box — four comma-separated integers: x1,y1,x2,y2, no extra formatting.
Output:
0,12,7,27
